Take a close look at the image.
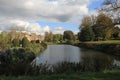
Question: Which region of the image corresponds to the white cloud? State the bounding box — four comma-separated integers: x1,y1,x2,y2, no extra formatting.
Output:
53,27,65,34
24,1,35,9
0,0,91,22
0,18,65,35
43,26,51,33
0,19,51,35
0,0,98,34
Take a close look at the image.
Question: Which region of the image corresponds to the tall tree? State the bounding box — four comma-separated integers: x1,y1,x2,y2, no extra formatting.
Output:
63,30,75,44
80,26,95,42
63,30,75,41
94,13,113,39
79,16,95,42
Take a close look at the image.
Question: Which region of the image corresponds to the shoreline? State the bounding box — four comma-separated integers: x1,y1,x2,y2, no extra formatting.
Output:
74,42,120,56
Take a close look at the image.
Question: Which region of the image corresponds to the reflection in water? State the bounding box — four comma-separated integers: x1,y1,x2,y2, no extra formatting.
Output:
80,48,115,69
34,45,120,68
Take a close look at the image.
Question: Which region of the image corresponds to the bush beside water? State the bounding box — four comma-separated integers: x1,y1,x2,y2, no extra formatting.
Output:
75,42,120,56
0,41,47,76
0,56,119,76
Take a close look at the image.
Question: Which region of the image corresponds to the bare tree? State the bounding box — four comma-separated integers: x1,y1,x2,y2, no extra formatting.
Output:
100,0,120,11
99,0,120,24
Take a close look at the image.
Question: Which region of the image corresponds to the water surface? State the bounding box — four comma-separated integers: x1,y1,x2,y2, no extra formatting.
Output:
34,45,120,67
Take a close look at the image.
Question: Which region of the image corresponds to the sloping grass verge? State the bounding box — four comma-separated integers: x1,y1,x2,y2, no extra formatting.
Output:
75,40,120,56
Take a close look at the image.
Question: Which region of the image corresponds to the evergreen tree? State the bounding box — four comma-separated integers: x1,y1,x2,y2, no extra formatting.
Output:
80,26,95,41
79,16,95,42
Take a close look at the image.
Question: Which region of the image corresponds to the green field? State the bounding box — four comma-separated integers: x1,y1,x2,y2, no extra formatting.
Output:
83,40,120,44
0,70,120,80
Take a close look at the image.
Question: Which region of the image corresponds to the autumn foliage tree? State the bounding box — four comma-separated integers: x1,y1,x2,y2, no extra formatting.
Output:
94,13,113,40
79,13,114,41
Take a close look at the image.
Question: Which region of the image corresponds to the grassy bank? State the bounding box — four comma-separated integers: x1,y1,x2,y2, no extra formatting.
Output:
75,40,120,56
0,69,120,80
84,40,120,44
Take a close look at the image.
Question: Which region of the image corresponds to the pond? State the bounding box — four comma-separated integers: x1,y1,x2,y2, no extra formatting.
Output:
34,45,120,68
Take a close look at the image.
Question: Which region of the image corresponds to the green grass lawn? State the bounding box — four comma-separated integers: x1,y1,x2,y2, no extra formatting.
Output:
0,70,120,80
83,40,120,44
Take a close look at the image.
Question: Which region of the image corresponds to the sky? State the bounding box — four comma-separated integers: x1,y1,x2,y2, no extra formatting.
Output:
0,0,104,35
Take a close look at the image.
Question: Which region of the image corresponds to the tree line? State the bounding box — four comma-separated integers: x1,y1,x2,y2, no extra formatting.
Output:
78,0,120,42
44,31,76,44
78,13,120,42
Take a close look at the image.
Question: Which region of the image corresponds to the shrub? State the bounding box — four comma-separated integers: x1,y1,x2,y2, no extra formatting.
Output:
12,38,20,47
21,37,30,48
